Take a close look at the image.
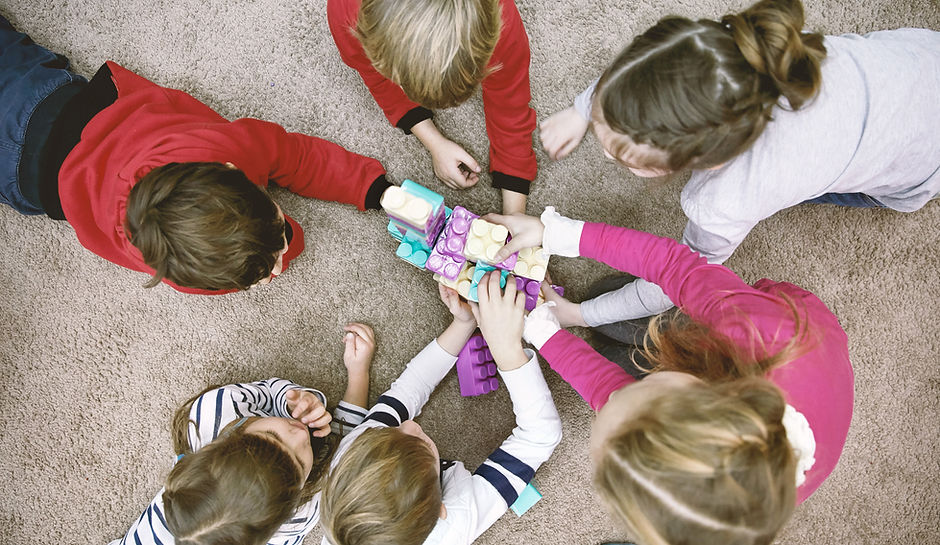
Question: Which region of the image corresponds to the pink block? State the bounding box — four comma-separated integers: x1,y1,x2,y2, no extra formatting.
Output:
455,333,499,397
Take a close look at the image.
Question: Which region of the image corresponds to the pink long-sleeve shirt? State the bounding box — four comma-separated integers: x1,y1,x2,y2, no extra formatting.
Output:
539,222,854,503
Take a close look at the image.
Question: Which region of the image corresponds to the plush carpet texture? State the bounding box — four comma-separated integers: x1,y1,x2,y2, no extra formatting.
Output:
0,0,938,543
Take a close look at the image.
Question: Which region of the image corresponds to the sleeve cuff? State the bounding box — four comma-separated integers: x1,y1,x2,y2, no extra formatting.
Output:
573,78,599,121
539,206,584,257
523,302,561,349
364,174,393,210
492,171,532,195
396,106,434,134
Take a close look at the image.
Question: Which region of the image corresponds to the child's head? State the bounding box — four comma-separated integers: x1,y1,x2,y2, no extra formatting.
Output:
588,305,812,544
592,0,826,175
321,424,442,545
355,0,501,108
125,162,287,291
592,376,796,545
163,390,337,545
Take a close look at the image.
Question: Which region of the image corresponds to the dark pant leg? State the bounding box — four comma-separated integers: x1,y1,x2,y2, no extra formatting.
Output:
803,192,885,207
0,15,86,214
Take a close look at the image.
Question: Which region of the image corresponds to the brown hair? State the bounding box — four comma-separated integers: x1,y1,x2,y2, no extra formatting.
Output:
321,427,442,545
164,385,338,545
594,0,826,172
594,299,815,544
125,162,286,291
355,0,502,108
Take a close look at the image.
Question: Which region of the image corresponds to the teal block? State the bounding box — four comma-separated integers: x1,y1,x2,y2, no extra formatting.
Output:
510,482,542,516
387,220,405,241
402,179,444,214
396,235,431,268
468,263,508,302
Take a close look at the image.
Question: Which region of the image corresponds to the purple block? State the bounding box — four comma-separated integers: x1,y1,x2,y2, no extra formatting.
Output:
514,277,566,312
426,247,466,281
437,206,478,259
455,333,499,397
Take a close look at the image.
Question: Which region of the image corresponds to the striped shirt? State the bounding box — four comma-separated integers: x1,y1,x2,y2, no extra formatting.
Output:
322,340,563,545
109,378,367,545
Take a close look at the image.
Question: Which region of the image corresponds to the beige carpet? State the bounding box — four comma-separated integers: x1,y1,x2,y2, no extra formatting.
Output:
1,0,938,543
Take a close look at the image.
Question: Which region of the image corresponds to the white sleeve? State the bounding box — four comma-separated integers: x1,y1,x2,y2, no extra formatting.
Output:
466,350,562,540
331,400,369,436
573,78,600,121
361,339,457,427
579,277,676,324
188,378,323,451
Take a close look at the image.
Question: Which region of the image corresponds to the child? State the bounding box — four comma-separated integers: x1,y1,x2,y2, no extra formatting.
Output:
109,323,376,545
320,283,562,545
486,208,853,544
327,0,537,215
536,0,940,326
1,16,392,294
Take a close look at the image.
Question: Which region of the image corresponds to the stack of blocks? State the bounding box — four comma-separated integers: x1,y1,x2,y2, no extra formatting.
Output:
382,180,561,397
455,333,498,397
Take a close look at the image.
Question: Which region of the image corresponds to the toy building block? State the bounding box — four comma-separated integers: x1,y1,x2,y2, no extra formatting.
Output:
401,179,444,212
434,262,474,299
382,181,448,245
387,220,406,241
381,185,435,231
514,277,566,311
395,233,431,269
427,246,467,281
455,333,499,397
510,482,543,516
468,264,509,302
463,219,518,270
511,247,549,282
436,206,478,259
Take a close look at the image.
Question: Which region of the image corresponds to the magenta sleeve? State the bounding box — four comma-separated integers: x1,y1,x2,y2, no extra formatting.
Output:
538,330,634,411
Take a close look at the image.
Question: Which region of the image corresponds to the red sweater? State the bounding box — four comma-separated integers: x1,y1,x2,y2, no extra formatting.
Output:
540,222,854,504
327,0,537,190
58,62,387,295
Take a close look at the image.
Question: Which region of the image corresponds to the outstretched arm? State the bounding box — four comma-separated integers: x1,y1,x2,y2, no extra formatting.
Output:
363,286,476,428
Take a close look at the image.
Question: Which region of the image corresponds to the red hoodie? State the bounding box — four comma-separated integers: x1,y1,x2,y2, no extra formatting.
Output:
58,62,387,295
328,0,537,190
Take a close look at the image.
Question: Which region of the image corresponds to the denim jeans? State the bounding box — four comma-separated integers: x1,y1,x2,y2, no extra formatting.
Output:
0,15,86,214
803,192,885,208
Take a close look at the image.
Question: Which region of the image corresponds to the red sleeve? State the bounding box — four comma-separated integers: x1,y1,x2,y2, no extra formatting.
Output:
326,0,423,127
539,330,634,411
151,118,386,211
482,0,537,182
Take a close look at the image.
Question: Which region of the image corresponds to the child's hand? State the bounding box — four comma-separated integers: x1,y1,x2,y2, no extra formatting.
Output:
286,389,333,437
480,213,545,262
429,138,481,189
539,106,590,160
523,298,562,349
470,272,529,371
343,323,376,380
541,282,588,327
439,284,476,326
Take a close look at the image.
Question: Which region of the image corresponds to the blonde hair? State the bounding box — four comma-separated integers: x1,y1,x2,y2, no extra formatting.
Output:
164,386,337,545
595,379,796,545
321,427,442,545
594,0,826,172
355,0,502,108
595,299,815,544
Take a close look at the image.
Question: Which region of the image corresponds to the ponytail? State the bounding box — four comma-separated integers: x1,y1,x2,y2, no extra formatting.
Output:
723,0,825,110
594,0,826,172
